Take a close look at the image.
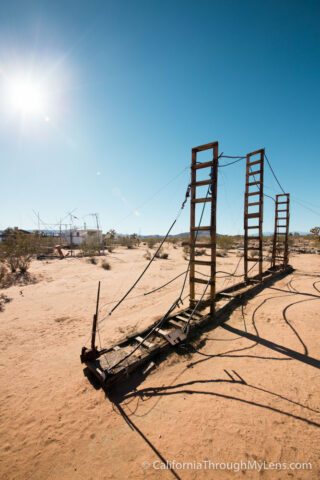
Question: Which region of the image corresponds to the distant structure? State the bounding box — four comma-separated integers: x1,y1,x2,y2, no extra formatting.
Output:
60,228,103,246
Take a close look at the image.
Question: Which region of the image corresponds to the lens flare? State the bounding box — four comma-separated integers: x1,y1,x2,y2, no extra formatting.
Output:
7,77,47,115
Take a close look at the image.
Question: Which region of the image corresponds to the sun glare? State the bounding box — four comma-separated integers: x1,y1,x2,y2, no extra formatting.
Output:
8,77,47,115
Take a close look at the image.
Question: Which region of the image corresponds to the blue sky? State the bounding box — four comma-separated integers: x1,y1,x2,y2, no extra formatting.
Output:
0,0,319,235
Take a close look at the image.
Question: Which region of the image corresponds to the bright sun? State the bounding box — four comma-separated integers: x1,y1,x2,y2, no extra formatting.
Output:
7,77,48,116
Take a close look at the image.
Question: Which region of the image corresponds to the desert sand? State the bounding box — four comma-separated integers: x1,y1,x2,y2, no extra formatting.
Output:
0,245,319,479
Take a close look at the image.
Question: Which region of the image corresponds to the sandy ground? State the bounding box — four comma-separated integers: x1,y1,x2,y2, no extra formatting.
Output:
0,245,319,479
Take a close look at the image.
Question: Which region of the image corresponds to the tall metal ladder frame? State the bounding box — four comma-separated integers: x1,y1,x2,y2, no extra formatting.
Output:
189,141,218,316
271,194,290,268
244,148,265,281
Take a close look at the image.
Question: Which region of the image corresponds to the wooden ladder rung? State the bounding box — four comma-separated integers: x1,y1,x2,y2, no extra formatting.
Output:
277,201,288,204
247,258,263,262
193,161,214,170
194,243,212,248
247,191,260,197
191,179,211,187
191,226,212,231
135,336,154,349
248,159,262,167
247,225,260,229
248,202,260,207
247,236,260,239
190,260,212,266
175,315,189,323
247,181,261,186
277,209,288,212
192,197,212,204
247,213,260,219
190,277,214,285
168,319,184,328
248,170,262,176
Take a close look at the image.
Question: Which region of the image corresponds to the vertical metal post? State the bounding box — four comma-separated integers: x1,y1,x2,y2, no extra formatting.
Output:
91,281,101,351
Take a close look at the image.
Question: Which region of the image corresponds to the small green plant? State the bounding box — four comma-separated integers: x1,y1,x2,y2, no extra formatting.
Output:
101,261,111,270
146,237,157,249
0,231,37,274
217,236,234,251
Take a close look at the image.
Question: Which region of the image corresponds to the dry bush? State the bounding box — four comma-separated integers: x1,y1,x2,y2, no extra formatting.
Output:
0,294,12,312
101,261,111,270
183,245,190,255
195,248,206,256
146,238,157,249
181,239,190,247
155,248,169,259
88,257,97,265
0,231,36,274
217,236,234,251
80,239,101,257
144,250,152,260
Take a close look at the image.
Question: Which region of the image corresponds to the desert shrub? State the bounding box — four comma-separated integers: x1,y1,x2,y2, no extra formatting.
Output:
107,246,114,253
167,237,179,245
195,248,206,256
0,264,8,284
0,231,37,273
144,250,152,260
146,237,157,249
89,257,97,265
181,239,190,247
155,247,168,259
120,234,139,249
80,239,101,257
183,245,190,255
216,251,226,257
101,261,111,270
217,236,234,251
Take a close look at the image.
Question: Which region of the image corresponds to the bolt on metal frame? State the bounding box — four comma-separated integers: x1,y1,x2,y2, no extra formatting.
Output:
189,141,218,316
271,194,290,268
244,148,265,281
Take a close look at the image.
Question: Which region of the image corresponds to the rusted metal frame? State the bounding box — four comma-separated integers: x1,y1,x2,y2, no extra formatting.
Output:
83,266,293,388
259,150,264,278
210,144,218,316
189,149,197,304
272,194,290,268
189,141,218,317
244,149,264,281
284,194,290,267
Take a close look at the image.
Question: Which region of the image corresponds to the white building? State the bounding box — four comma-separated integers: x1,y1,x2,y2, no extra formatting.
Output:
61,229,103,246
